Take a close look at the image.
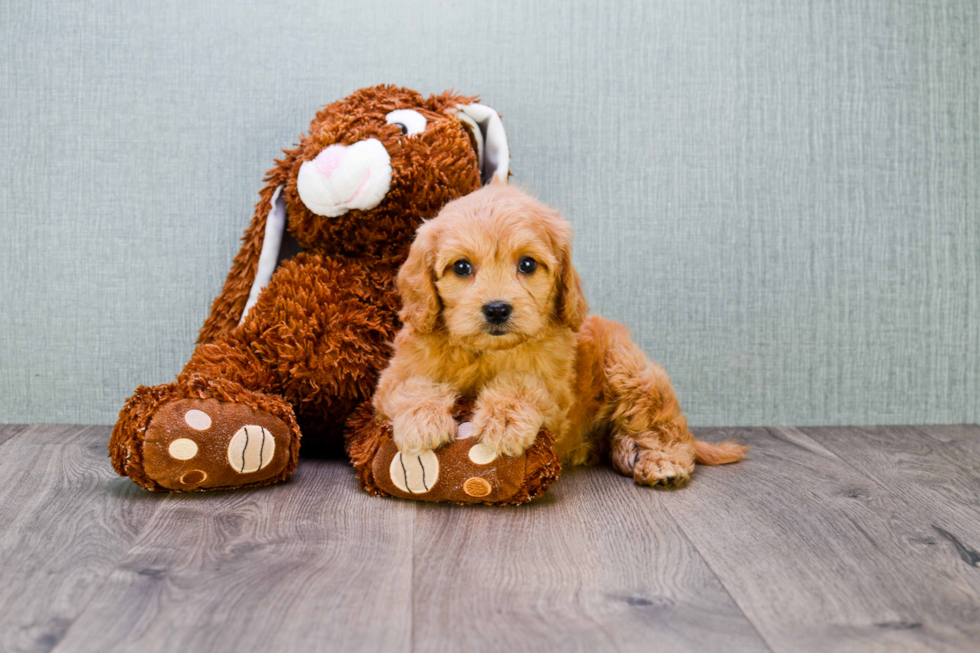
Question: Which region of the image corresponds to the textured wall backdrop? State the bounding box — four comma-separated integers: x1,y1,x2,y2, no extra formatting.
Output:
1,0,978,426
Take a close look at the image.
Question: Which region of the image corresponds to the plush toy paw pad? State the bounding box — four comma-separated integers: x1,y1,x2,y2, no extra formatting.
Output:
467,442,498,465
180,469,208,485
462,477,492,497
168,438,199,460
141,399,294,491
389,450,440,493
183,409,212,430
227,426,276,473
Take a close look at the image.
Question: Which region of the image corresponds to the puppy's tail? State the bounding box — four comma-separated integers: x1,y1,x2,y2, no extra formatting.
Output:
694,439,748,466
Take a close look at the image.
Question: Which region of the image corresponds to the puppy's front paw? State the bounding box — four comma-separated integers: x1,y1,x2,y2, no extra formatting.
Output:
391,405,457,455
472,399,542,457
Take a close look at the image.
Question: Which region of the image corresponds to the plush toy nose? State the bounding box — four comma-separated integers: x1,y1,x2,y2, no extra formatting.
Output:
312,145,348,180
482,301,513,325
296,138,392,218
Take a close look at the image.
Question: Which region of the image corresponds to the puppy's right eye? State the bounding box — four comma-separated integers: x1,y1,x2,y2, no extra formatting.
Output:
453,260,473,277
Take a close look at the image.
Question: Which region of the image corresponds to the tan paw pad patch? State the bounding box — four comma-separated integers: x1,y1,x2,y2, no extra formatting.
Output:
389,450,439,494
168,438,199,460
183,409,212,431
180,469,208,485
227,425,275,474
467,442,497,465
463,477,492,497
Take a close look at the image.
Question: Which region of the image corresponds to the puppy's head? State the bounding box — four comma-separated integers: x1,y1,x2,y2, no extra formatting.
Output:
397,182,587,350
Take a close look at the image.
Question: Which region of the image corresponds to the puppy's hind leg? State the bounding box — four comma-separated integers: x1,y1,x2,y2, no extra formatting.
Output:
583,317,697,487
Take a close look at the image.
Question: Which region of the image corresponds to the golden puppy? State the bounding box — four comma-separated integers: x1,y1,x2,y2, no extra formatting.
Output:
373,182,745,487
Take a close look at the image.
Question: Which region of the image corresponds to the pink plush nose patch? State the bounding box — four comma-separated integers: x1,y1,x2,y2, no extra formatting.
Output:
313,145,347,179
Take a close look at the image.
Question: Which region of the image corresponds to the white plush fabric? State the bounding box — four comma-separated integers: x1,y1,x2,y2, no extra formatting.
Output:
385,109,427,136
455,103,509,184
296,138,392,217
240,184,286,324
453,110,485,177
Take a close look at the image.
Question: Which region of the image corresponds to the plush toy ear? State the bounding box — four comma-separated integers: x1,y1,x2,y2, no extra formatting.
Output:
197,153,300,343
396,222,441,333
240,184,287,323
454,104,509,185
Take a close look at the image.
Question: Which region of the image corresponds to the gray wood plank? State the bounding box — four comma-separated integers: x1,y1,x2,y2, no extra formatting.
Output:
664,427,980,653
0,425,161,653
799,425,980,570
51,459,415,653
0,424,31,446
411,467,770,653
914,424,980,444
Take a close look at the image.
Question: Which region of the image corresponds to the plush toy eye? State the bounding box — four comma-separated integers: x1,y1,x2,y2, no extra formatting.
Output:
453,260,473,277
386,109,427,137
518,256,538,275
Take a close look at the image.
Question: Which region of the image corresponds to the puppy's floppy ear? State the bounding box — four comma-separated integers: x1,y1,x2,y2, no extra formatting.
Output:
548,219,588,330
556,250,588,330
397,221,441,333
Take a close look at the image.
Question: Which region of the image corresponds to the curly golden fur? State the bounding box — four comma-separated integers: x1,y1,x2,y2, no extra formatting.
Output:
373,182,745,487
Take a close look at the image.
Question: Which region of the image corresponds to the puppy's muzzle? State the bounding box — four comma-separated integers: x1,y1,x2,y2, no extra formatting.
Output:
482,301,513,332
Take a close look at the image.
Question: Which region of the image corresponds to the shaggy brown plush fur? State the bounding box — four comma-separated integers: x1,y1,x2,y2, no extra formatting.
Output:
111,85,491,491
372,183,747,488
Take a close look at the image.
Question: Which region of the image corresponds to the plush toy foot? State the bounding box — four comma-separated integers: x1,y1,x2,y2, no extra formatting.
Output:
110,378,301,492
345,400,562,506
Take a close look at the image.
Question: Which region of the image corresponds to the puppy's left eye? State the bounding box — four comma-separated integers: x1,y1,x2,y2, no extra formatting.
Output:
518,257,538,275
453,259,473,277
385,109,427,137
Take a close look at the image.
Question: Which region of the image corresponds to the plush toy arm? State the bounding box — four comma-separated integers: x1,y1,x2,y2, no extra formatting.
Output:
197,160,293,344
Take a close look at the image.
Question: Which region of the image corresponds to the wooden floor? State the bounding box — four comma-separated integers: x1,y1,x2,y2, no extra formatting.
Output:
1,424,979,652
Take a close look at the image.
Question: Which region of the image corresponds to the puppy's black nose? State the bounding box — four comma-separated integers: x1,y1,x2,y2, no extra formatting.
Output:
482,301,513,325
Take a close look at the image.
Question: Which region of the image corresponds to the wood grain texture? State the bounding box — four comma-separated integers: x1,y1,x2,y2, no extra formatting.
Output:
411,467,769,653
799,425,980,571
0,423,30,447
6,424,980,652
668,427,980,653
51,458,415,653
0,426,160,653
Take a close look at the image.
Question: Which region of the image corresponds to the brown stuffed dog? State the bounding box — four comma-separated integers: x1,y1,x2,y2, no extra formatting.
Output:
110,85,511,492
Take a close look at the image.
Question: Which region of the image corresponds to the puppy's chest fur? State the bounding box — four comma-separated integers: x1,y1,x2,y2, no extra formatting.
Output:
422,329,578,429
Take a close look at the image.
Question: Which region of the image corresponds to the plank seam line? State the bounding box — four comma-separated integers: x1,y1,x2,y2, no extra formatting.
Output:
660,495,778,653
409,503,417,653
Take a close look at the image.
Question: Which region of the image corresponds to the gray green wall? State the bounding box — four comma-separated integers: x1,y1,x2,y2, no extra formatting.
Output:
2,0,978,426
